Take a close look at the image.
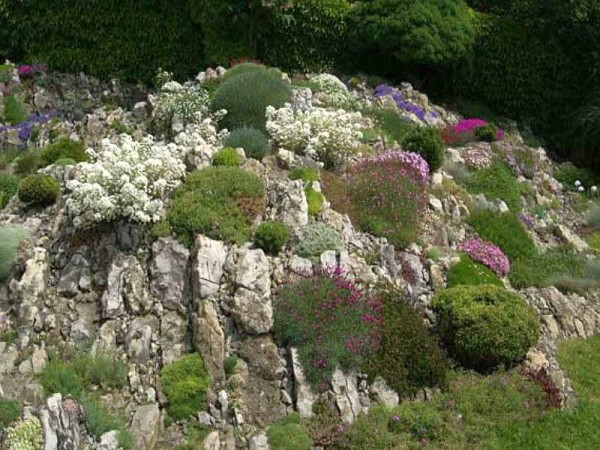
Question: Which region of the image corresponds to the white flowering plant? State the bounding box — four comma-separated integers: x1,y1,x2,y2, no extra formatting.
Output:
265,104,365,169
174,111,229,161
308,73,355,108
151,83,209,133
66,134,187,229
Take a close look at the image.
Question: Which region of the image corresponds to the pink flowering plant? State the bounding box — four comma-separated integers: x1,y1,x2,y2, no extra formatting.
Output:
273,268,382,390
459,238,510,277
462,143,494,169
444,119,504,146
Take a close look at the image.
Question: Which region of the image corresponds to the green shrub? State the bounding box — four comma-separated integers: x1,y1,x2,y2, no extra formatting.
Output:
3,96,26,125
0,225,27,282
212,147,241,167
167,167,265,247
306,185,324,217
554,162,599,190
150,219,172,240
223,127,271,159
509,246,587,289
39,138,87,167
467,209,536,261
588,231,600,253
475,124,498,142
0,173,19,208
80,397,131,447
54,158,77,166
72,353,127,390
224,62,273,80
254,221,289,255
171,423,212,450
465,160,522,212
159,353,211,421
401,127,445,172
223,356,239,378
363,107,416,145
293,222,343,260
364,287,447,397
274,271,382,388
40,360,83,398
432,285,540,371
210,68,291,132
15,151,42,176
447,256,503,288
0,399,20,427
18,174,60,207
289,167,320,183
267,414,312,450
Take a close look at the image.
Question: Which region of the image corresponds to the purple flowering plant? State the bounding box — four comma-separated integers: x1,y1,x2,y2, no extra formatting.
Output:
459,238,510,277
374,84,438,123
273,267,382,390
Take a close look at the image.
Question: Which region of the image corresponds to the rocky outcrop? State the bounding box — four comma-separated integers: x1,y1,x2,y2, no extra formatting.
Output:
150,238,190,314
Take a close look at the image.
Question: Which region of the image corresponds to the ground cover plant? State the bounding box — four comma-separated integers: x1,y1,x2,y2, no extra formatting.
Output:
465,159,522,212
0,224,27,282
446,256,503,288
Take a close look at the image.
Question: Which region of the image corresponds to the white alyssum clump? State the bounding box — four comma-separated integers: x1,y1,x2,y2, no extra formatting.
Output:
174,112,228,160
308,73,354,107
266,104,364,168
66,134,187,229
152,84,209,133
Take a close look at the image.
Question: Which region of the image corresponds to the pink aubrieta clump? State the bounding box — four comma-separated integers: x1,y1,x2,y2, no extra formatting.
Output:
453,118,504,141
358,150,430,184
462,143,494,169
459,238,510,277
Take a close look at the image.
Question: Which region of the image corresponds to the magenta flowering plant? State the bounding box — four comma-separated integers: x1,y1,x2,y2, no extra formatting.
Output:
324,150,428,248
459,238,510,277
448,119,504,144
17,64,47,76
273,267,382,390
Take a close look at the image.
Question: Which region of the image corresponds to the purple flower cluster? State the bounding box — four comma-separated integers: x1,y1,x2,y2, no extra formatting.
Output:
518,212,536,229
452,118,504,141
17,64,47,76
0,111,59,145
359,150,430,184
459,238,510,277
374,84,438,122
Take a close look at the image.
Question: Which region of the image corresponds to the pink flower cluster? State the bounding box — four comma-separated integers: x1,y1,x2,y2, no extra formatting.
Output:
459,238,510,277
359,150,430,184
462,143,493,169
452,118,505,141
17,64,46,76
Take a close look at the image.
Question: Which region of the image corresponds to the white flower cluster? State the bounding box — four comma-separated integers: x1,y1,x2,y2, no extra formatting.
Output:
152,83,209,132
266,104,364,168
174,112,229,160
308,73,354,108
66,134,187,229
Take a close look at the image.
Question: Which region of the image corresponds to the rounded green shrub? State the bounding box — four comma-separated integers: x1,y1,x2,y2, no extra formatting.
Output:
364,287,448,397
168,167,265,247
210,68,292,132
475,124,498,142
293,222,343,260
0,173,19,208
254,221,290,255
224,62,273,80
289,167,320,183
15,151,42,176
18,174,60,207
401,127,445,172
3,96,26,125
160,353,211,421
39,138,88,167
447,256,503,288
432,285,540,371
223,127,271,159
212,147,242,167
0,225,27,282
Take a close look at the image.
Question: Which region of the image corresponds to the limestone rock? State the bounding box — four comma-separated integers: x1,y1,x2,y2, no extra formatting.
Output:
193,301,225,383
193,235,227,300
57,253,91,297
331,369,363,423
268,179,308,229
126,317,159,364
150,238,190,313
101,253,143,319
369,376,399,407
291,348,316,418
160,311,188,365
130,404,161,450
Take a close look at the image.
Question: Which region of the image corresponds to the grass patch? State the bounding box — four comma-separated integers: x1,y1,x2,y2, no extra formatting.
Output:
267,414,312,450
509,246,586,289
0,398,20,427
81,397,132,449
465,160,522,212
447,256,503,288
467,210,536,261
362,106,416,145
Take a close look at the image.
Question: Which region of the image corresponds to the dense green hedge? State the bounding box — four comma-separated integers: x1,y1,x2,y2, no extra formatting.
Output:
0,0,204,83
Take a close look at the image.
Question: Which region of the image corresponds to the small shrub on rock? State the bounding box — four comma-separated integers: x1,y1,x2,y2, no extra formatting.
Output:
274,269,382,389
293,222,343,260
324,151,428,248
0,225,27,282
40,360,83,398
432,285,540,371
289,167,320,183
18,174,59,207
254,221,289,255
212,147,241,167
168,167,265,247
364,287,447,397
80,397,131,445
15,150,42,175
306,185,324,217
267,414,312,450
475,124,498,142
39,138,87,167
401,127,444,172
467,210,536,261
210,68,291,132
0,398,20,427
3,95,26,125
223,126,271,159
0,173,19,208
160,353,211,421
447,256,503,288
